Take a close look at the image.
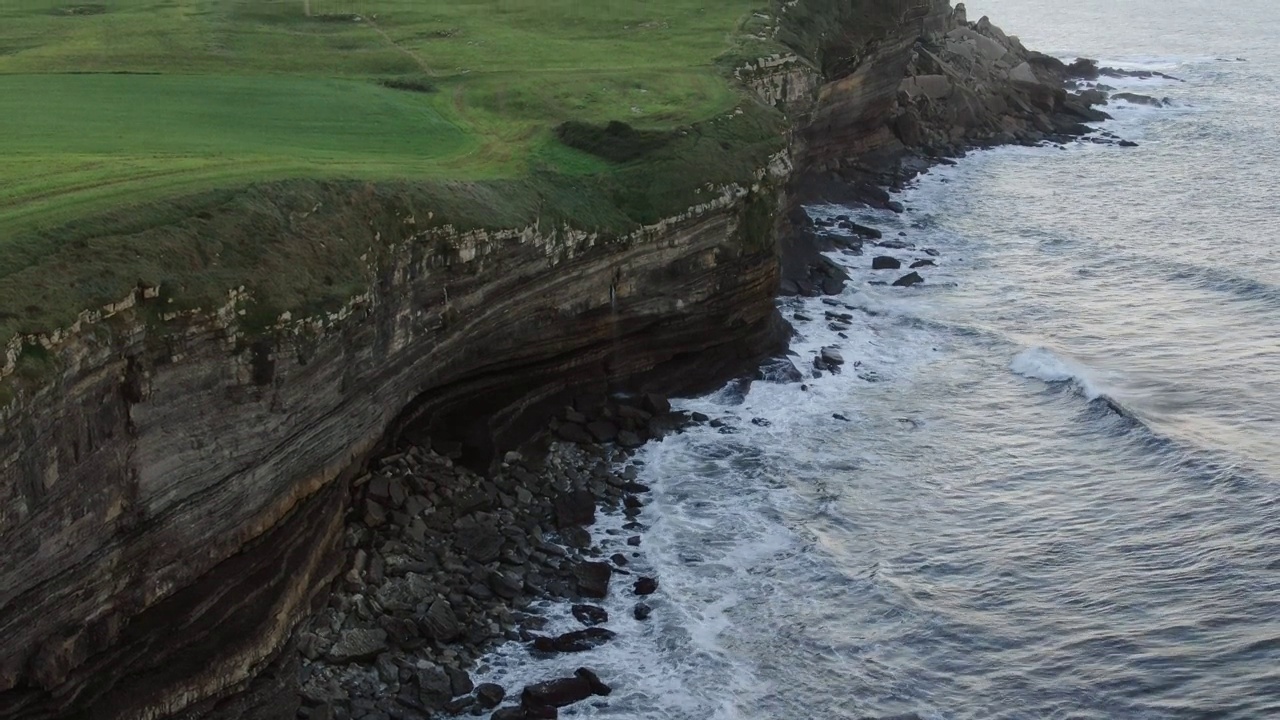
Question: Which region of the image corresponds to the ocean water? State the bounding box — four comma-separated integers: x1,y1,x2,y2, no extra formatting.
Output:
474,2,1280,718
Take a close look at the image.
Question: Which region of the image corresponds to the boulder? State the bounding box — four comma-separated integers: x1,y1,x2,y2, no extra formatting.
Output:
551,628,616,652
575,668,612,696
418,599,462,642
325,628,388,664
554,422,594,444
616,430,645,448
641,393,671,415
573,561,612,599
1008,61,1039,85
893,272,925,287
872,256,901,270
910,259,936,268
634,576,659,596
491,708,526,720
634,603,653,621
521,677,592,708
571,604,609,626
1112,92,1164,107
585,421,619,443
554,490,596,528
849,222,883,239
475,684,507,709
416,666,454,701
448,667,475,697
820,347,845,366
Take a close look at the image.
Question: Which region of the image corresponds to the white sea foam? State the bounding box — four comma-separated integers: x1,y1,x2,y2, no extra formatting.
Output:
1010,346,1104,399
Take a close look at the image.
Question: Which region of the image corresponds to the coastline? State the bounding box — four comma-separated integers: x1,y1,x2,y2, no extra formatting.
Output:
0,4,1164,718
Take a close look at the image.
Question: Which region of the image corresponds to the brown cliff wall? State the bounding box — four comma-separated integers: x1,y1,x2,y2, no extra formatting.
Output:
0,163,789,719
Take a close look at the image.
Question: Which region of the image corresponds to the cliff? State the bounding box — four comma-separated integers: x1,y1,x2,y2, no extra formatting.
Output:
0,2,1107,718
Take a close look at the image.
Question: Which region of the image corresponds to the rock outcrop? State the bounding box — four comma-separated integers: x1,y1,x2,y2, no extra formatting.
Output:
0,166,788,719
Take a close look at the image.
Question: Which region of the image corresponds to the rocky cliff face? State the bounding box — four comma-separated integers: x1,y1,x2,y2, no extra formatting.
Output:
0,2,1109,718
0,162,788,719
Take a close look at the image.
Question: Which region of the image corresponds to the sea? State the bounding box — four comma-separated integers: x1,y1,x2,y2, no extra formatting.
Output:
474,1,1280,718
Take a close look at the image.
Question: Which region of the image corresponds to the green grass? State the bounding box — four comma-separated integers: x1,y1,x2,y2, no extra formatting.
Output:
0,0,797,364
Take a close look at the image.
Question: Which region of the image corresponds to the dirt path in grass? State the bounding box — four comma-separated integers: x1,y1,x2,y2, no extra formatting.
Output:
366,19,435,77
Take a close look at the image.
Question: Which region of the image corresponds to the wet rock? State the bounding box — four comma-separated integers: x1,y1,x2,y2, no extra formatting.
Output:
872,256,901,270
491,708,526,720
448,667,475,697
626,535,641,547
886,200,905,213
1118,140,1139,147
620,481,650,494
554,490,596,528
550,627,616,652
575,667,612,696
848,222,883,239
909,259,936,268
820,347,845,366
1112,92,1164,107
609,553,628,567
521,676,592,708
893,271,925,287
325,628,388,663
573,561,612,599
633,603,653,621
634,577,659,596
571,604,609,626
475,683,507,709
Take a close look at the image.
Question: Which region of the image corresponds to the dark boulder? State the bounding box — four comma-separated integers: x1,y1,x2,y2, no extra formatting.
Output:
554,422,594,444
573,561,612,599
820,347,845,366
634,577,659,596
893,272,925,287
872,256,901,270
910,259,935,268
449,667,475,697
571,604,609,626
418,599,462,642
849,222,883,239
585,421,619,443
521,677,592,708
475,684,507,709
575,668,612,696
551,628,616,652
325,628,388,664
634,603,653,620
641,393,671,415
554,490,596,528
491,708,526,720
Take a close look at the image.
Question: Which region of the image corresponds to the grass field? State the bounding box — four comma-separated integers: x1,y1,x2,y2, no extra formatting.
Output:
0,0,792,361
0,0,777,231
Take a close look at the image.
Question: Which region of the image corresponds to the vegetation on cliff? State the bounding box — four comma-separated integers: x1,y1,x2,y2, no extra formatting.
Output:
0,0,797,352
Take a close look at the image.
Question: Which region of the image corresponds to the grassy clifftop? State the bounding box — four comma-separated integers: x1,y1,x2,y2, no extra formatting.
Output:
0,0,802,348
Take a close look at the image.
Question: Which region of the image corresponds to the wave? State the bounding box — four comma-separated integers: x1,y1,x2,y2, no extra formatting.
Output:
1010,347,1105,399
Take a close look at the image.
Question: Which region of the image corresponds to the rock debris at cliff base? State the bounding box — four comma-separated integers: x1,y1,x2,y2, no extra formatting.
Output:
297,394,698,720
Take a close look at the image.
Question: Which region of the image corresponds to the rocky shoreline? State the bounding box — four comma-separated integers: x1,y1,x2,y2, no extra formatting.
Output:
287,26,1184,719
294,394,703,720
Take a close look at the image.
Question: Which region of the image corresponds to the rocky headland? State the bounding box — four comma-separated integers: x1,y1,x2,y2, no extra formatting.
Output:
0,3,1149,719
